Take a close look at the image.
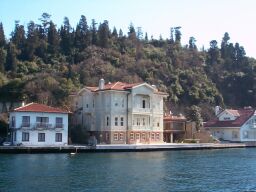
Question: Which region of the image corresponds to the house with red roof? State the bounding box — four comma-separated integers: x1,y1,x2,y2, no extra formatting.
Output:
9,103,69,146
204,106,256,142
72,78,168,144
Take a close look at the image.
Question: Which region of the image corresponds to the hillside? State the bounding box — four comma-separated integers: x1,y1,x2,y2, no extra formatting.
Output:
0,13,256,122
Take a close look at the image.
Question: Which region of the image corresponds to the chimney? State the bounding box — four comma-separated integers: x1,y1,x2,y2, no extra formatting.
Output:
215,106,220,116
99,78,105,90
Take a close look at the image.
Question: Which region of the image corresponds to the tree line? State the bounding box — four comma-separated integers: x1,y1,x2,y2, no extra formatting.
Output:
0,13,256,122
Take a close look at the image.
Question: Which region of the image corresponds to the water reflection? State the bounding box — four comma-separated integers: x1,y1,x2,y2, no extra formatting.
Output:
0,149,256,192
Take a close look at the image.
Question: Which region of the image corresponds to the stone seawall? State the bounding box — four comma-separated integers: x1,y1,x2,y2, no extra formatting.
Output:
0,143,253,153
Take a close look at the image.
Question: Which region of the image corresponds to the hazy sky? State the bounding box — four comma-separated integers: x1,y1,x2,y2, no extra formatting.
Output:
1,0,256,57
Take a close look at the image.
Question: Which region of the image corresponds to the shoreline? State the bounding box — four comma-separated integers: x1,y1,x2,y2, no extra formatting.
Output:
0,143,254,153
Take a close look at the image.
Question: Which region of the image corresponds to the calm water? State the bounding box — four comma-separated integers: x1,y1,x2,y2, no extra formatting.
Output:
0,149,256,192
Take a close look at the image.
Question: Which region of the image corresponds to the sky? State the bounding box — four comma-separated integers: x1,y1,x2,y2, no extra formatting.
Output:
1,0,256,58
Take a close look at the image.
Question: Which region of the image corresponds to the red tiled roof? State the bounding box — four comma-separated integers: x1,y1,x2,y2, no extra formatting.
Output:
84,82,169,96
85,81,142,91
14,103,69,114
204,109,255,128
225,109,240,117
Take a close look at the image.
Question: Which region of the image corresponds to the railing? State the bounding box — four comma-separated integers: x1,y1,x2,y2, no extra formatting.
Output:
164,127,185,131
128,126,151,130
21,122,30,128
35,123,52,129
55,123,64,129
132,108,151,113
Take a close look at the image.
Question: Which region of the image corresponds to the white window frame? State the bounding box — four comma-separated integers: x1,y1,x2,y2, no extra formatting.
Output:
22,132,29,142
119,133,124,141
115,117,118,126
38,133,45,142
151,133,155,140
142,99,146,108
120,117,124,126
142,133,146,140
156,133,160,140
106,133,109,141
22,116,30,127
106,116,110,126
136,133,140,140
130,133,134,140
114,133,119,141
55,133,62,142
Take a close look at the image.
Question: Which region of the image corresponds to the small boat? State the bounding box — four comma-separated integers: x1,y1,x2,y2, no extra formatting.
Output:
70,147,78,155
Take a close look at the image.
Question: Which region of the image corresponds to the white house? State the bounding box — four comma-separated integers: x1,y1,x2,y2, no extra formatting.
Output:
72,79,168,144
204,106,256,142
9,103,69,146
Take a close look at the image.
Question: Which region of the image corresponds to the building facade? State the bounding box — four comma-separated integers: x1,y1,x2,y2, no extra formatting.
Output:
72,79,168,144
204,107,256,142
163,114,187,143
9,103,69,146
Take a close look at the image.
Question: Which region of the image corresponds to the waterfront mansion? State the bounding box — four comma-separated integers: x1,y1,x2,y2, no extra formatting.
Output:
72,79,168,144
9,103,69,146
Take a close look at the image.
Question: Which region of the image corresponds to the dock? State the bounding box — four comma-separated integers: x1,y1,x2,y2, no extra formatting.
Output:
0,143,254,153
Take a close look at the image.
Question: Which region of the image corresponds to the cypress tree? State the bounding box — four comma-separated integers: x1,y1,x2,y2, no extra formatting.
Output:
75,15,90,50
47,21,59,55
0,22,6,47
91,19,98,45
6,43,18,72
60,17,73,55
98,20,110,48
0,48,6,73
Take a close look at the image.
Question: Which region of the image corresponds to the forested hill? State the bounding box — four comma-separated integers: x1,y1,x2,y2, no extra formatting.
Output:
0,13,256,121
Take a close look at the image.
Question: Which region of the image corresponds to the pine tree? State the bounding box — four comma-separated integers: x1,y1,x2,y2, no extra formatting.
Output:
144,32,148,42
112,27,118,38
38,12,51,36
221,32,230,59
189,37,197,50
208,40,220,65
118,29,123,38
136,27,143,40
174,27,182,43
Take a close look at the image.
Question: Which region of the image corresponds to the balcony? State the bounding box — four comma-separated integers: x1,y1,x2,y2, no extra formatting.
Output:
35,123,53,130
132,108,151,114
55,123,64,128
21,122,31,128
